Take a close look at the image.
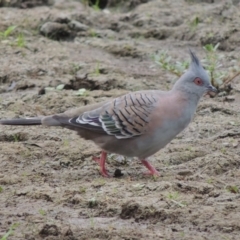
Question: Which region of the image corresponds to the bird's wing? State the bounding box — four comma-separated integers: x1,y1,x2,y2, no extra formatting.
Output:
51,91,159,139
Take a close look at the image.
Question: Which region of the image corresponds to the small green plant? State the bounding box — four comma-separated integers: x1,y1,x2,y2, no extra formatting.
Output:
0,26,26,48
89,28,98,38
73,88,89,96
153,43,240,91
165,191,186,207
39,209,46,216
88,197,98,208
13,134,19,142
69,63,82,75
16,33,25,47
94,61,100,75
166,191,179,200
132,183,145,191
87,210,95,228
226,185,239,194
79,186,86,194
189,16,199,31
0,223,19,240
202,43,226,87
0,186,3,193
98,178,106,186
91,61,100,76
153,51,189,77
220,147,227,154
81,0,101,10
92,0,100,11
207,178,214,184
63,139,70,147
221,236,231,240
81,0,89,7
112,187,117,194
84,0,100,10
0,26,16,38
19,149,32,158
180,231,185,237
89,218,94,228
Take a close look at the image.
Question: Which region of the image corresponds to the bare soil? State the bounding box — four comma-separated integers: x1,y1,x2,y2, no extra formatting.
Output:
0,0,240,239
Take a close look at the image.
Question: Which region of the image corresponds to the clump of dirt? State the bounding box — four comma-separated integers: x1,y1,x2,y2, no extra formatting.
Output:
0,0,53,8
0,132,29,142
40,21,74,40
39,224,60,237
108,0,151,11
65,72,126,91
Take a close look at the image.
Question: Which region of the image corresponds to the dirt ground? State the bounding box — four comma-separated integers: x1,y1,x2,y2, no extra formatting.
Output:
0,0,240,239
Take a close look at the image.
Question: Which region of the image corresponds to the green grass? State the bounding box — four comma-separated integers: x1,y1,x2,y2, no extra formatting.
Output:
81,0,101,11
0,223,19,240
206,178,214,184
0,26,26,48
89,28,98,37
0,26,16,38
165,191,187,207
153,43,240,90
153,51,189,77
92,0,100,11
69,63,82,75
39,209,46,216
189,16,199,31
226,185,239,194
13,134,19,142
63,139,70,147
79,186,86,194
166,191,179,200
16,33,25,47
93,61,100,76
88,197,98,208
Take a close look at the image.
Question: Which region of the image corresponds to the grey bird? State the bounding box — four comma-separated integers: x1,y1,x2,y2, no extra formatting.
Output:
0,50,217,177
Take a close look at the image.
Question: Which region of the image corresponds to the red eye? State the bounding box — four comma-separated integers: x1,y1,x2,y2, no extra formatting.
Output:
194,77,203,86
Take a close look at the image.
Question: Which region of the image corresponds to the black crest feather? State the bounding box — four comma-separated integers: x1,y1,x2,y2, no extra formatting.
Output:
188,48,200,66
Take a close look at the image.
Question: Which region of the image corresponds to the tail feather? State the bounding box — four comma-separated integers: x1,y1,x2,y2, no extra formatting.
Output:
42,115,63,126
0,117,42,125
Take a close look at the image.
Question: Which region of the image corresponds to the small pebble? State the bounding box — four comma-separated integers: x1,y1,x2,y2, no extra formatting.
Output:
224,95,235,102
114,169,123,178
177,170,193,176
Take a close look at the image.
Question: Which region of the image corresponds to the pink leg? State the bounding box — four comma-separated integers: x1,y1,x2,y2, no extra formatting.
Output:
92,151,109,177
141,159,160,176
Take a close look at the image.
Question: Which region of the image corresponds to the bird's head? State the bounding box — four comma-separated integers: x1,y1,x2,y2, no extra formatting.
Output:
173,49,217,99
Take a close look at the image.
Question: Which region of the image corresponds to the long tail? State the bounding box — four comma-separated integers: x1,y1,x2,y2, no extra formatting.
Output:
0,117,42,125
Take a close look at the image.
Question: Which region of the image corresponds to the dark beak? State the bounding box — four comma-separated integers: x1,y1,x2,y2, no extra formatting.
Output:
207,85,218,93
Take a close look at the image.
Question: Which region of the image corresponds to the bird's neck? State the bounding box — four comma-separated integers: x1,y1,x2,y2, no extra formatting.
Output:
172,80,201,105
170,86,201,110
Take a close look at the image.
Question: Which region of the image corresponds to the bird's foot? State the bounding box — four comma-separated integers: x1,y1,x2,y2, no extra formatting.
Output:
141,159,160,177
99,166,110,178
92,151,110,177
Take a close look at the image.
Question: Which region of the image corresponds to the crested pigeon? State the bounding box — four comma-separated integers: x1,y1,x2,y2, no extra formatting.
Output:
0,50,217,177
